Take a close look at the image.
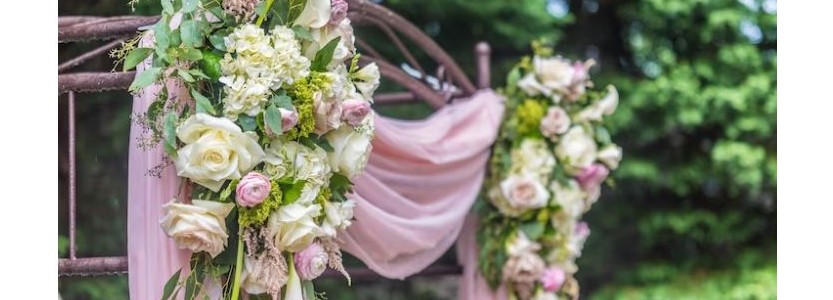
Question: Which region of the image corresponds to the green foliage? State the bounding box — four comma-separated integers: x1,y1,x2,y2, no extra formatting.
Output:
311,37,341,72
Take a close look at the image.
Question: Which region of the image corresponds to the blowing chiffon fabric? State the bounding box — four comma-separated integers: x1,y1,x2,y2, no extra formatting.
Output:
128,65,506,298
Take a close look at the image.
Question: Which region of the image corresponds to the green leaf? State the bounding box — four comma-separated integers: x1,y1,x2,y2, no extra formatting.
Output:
212,208,238,266
169,29,182,48
310,37,341,72
520,221,545,241
153,19,171,50
265,104,283,135
182,0,199,13
309,135,334,152
163,112,179,156
238,115,257,132
161,269,182,300
269,0,308,26
280,180,307,204
208,34,227,52
177,69,195,82
271,92,293,109
161,0,174,14
292,25,313,41
180,20,204,48
302,280,316,300
129,67,163,92
188,69,211,80
329,172,353,202
199,50,222,80
178,48,203,61
191,89,216,115
219,179,239,202
123,48,153,71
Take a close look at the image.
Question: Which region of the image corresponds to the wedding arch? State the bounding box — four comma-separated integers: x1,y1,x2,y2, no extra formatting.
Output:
59,0,493,280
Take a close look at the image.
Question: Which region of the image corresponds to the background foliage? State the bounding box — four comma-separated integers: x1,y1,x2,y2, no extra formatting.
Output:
59,0,775,299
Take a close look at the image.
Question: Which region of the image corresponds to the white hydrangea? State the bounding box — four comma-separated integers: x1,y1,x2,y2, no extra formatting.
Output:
219,24,311,120
510,139,556,182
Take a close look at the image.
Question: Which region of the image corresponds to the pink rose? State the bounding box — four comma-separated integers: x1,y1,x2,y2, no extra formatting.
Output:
575,221,590,239
235,172,271,207
566,59,595,101
280,108,299,132
329,0,348,25
540,267,566,292
314,100,342,135
294,242,329,280
500,175,549,211
575,163,609,191
341,99,371,127
539,106,571,137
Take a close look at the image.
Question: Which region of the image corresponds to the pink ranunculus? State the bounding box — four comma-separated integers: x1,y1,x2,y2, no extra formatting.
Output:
539,106,571,138
280,108,299,132
341,99,371,127
235,172,271,207
575,163,609,191
329,0,349,25
540,267,567,293
294,242,329,280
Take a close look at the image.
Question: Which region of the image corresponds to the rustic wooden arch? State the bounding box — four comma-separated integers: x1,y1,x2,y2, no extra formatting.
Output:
58,0,491,278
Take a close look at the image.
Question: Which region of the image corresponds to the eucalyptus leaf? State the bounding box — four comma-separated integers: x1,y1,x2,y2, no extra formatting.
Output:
271,93,293,109
161,269,182,300
182,0,199,13
129,67,163,92
161,0,174,14
180,20,204,48
265,104,283,135
238,115,257,132
208,34,227,52
123,47,153,71
163,112,179,156
177,69,195,82
520,221,545,241
311,37,341,72
178,48,203,61
191,89,217,115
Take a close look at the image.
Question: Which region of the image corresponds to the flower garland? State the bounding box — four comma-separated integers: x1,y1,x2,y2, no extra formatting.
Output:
476,42,622,300
120,0,379,298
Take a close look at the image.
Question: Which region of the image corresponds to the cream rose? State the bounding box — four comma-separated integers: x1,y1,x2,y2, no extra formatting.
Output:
325,126,373,178
174,113,265,191
160,199,234,258
534,56,574,92
267,203,324,252
598,144,623,170
313,97,343,135
294,0,331,29
539,106,571,138
555,126,598,173
550,180,586,218
517,73,549,97
500,174,550,212
574,85,619,122
264,140,331,186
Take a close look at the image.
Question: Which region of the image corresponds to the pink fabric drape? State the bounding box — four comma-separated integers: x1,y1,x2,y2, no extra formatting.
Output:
456,215,508,300
128,66,505,298
338,90,504,279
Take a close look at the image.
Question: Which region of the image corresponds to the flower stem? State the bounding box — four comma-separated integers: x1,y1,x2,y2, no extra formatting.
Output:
255,0,276,26
229,229,245,300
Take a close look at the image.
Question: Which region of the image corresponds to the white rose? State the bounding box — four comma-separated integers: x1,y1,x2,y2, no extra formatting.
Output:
510,139,556,182
500,174,550,211
267,203,324,252
517,73,549,97
555,126,598,173
575,85,619,122
325,126,373,178
352,62,380,101
550,180,586,218
174,113,266,191
598,144,623,170
539,106,571,138
294,0,331,29
505,231,541,256
534,56,574,92
160,199,234,258
296,182,322,204
321,199,356,237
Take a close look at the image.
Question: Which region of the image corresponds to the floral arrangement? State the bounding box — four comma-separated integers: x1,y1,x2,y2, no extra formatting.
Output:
476,42,622,300
118,0,379,298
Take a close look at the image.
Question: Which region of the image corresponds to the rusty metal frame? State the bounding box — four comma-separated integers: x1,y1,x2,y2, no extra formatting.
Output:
59,1,491,279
